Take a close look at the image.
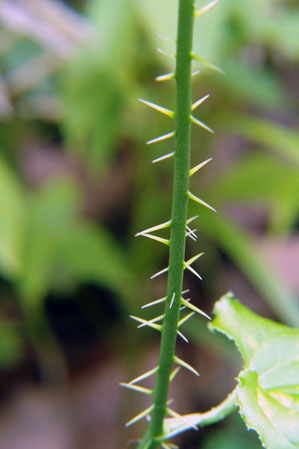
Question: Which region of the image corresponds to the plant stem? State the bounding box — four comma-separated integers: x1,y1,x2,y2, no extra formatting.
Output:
162,387,238,441
138,1,195,447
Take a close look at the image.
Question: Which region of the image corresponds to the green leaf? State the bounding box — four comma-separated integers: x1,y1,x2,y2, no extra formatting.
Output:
62,0,136,171
209,294,299,449
19,178,133,307
0,156,25,276
0,322,24,368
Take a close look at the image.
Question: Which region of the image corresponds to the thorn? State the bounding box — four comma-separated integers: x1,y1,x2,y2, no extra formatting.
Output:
186,253,204,266
139,233,169,246
184,262,203,280
178,312,195,327
130,315,162,332
147,131,175,145
152,152,175,164
192,70,200,77
181,298,211,320
194,0,219,18
135,220,171,236
186,230,197,242
182,289,190,297
128,367,158,385
169,367,180,382
125,405,154,427
191,94,210,111
191,52,224,74
142,296,167,309
186,215,199,225
177,330,189,343
167,408,198,431
169,293,176,309
189,157,213,176
185,225,198,240
138,313,165,328
174,355,200,376
156,72,175,82
190,115,214,134
157,47,175,58
120,382,152,395
158,33,176,43
180,297,191,311
138,99,174,118
151,266,169,279
188,191,217,212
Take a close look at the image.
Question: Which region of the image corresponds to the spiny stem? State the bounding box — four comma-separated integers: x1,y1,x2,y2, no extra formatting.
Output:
137,1,195,447
162,387,237,440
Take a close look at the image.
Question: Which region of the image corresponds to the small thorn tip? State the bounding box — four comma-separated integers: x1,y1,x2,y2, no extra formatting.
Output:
190,115,214,134
152,152,175,164
138,98,174,118
147,131,175,145
188,191,217,212
194,0,219,18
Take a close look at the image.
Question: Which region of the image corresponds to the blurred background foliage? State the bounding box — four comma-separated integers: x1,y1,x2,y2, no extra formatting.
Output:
0,0,298,448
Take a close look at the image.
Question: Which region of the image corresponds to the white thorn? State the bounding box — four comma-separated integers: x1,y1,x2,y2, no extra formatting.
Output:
169,367,180,382
139,233,169,246
169,292,176,309
151,266,169,279
178,312,195,327
191,52,224,74
184,262,203,281
152,151,175,164
158,33,175,43
181,298,211,320
120,382,152,395
194,0,219,18
192,70,200,77
129,367,158,385
190,115,214,134
186,225,198,240
188,191,217,212
156,72,175,82
147,131,175,145
138,98,174,118
177,330,189,343
186,253,204,266
135,220,171,236
190,157,213,176
191,94,210,111
186,215,199,225
157,47,174,58
125,405,154,427
138,313,165,328
142,296,167,309
174,355,200,376
130,315,162,331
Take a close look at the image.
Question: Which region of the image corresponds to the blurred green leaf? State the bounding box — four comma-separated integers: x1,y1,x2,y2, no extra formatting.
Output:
0,322,23,368
227,116,299,166
218,60,289,109
209,153,299,232
19,178,133,307
0,156,25,276
62,0,137,171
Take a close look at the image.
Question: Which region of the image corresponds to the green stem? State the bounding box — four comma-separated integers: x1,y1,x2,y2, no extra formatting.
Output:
138,1,195,447
162,387,238,441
